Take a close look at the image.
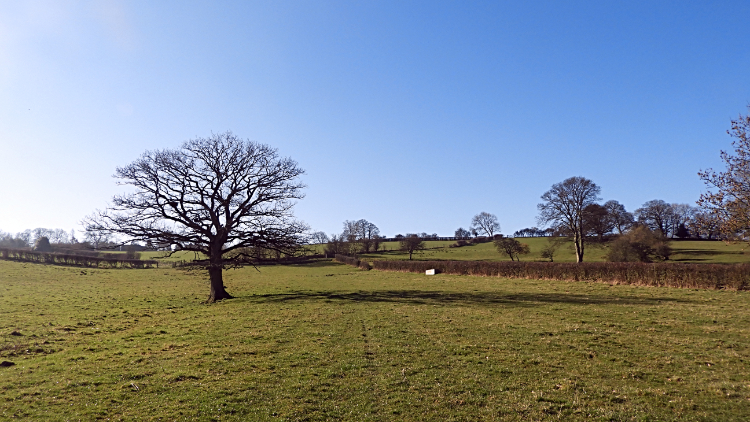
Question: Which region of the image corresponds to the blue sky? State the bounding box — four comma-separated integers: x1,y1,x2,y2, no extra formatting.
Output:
1,1,749,238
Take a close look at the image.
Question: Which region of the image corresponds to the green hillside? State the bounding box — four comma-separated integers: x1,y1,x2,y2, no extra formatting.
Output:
348,239,750,264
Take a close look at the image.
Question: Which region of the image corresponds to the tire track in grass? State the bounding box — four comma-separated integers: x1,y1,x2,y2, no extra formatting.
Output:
360,316,382,419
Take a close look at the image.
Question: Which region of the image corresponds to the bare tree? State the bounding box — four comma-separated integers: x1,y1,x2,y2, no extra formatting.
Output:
698,106,750,241
49,228,69,244
399,234,425,260
603,200,634,234
470,212,501,237
84,132,307,302
540,236,568,262
310,231,330,244
84,229,111,250
454,227,471,239
341,219,380,253
582,203,612,241
69,229,78,244
494,237,530,261
323,233,348,257
537,176,601,263
670,203,696,238
359,220,380,253
635,200,675,237
0,231,30,248
690,212,721,240
16,230,31,248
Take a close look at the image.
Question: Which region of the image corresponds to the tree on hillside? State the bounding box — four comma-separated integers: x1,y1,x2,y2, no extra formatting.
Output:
670,204,696,238
310,231,329,244
635,200,675,237
674,223,690,239
454,227,471,239
606,225,671,262
494,237,530,261
537,176,601,263
84,132,307,302
690,212,721,240
360,220,380,252
582,203,613,241
603,200,634,234
399,234,425,260
323,234,348,257
84,229,111,250
341,219,380,253
471,212,501,237
540,236,568,262
698,106,750,242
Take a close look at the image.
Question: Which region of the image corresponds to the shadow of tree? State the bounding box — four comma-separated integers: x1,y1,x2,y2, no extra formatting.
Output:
671,249,731,262
283,260,342,268
672,249,726,256
241,289,688,308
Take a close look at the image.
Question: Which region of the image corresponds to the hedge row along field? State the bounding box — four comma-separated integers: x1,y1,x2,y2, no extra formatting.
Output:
0,247,160,269
334,254,371,270
372,259,750,290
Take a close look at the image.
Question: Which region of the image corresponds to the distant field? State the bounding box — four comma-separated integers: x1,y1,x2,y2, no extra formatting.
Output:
1,259,749,420
93,238,748,265
346,239,750,264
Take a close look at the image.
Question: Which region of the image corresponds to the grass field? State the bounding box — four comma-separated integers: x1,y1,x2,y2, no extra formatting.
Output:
2,259,749,420
349,239,750,264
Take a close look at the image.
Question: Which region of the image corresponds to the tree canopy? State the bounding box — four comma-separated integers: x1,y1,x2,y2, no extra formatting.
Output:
537,176,601,263
399,234,425,260
85,132,307,302
698,106,750,242
471,212,501,237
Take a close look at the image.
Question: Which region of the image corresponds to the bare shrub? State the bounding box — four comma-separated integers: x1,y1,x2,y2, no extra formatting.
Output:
607,225,671,262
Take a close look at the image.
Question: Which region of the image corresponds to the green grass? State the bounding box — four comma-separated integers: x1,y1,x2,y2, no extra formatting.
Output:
2,259,750,420
353,239,750,264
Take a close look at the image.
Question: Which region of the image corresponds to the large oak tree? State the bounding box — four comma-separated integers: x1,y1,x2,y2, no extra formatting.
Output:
85,132,307,302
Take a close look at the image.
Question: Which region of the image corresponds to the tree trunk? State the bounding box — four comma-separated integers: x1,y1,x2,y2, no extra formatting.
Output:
207,264,233,303
574,231,584,263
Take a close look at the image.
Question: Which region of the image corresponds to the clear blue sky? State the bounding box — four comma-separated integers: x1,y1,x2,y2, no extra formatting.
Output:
1,1,749,238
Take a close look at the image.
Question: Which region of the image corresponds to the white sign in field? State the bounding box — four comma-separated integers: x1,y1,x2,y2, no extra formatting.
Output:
425,269,436,275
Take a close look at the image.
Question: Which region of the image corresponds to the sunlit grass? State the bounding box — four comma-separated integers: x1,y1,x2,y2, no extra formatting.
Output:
1,259,749,420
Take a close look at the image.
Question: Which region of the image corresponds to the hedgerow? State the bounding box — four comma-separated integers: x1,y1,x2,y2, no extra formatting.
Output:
372,260,750,290
334,254,370,270
0,247,159,269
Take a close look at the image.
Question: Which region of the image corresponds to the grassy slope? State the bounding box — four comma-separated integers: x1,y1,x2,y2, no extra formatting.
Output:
1,260,749,421
351,239,750,264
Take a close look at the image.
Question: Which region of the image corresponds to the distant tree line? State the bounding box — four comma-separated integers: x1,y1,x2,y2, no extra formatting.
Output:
316,103,750,267
0,228,77,249
513,227,555,237
320,219,385,257
0,247,159,268
533,175,730,263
